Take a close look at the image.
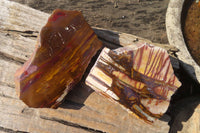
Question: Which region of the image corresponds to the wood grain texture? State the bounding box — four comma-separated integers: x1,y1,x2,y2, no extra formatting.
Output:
0,0,190,132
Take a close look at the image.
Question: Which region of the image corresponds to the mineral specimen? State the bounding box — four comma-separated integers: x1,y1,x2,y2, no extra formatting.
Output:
86,43,181,123
15,9,102,108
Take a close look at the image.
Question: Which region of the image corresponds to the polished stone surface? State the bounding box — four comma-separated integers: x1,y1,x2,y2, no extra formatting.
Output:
86,43,181,123
15,9,102,108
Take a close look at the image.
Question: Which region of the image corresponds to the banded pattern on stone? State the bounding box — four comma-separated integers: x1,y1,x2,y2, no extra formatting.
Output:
86,43,181,122
15,9,102,108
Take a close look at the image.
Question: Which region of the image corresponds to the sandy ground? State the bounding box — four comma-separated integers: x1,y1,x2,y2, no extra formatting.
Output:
10,0,169,44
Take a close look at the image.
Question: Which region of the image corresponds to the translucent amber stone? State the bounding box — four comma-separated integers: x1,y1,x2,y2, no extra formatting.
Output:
15,9,102,108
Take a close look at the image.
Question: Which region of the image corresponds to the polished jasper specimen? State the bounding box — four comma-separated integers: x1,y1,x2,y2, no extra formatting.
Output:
15,9,102,108
86,43,181,123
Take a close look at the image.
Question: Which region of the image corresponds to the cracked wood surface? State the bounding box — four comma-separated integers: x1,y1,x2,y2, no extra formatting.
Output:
0,0,184,132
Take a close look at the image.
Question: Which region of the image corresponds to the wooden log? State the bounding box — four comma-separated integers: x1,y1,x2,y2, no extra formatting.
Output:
0,0,186,132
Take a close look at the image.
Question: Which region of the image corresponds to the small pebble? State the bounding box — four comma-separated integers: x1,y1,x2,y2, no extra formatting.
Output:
133,38,139,42
122,16,126,19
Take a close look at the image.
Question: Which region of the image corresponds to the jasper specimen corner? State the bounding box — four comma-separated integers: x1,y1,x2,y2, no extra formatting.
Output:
86,43,181,123
15,9,102,108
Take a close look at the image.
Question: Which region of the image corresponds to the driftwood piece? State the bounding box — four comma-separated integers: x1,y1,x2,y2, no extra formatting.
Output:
0,0,194,132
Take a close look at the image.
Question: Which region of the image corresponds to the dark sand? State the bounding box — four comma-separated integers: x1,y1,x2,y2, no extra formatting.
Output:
10,0,169,44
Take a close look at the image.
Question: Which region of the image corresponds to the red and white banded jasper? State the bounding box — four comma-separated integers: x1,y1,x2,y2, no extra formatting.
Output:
85,43,181,123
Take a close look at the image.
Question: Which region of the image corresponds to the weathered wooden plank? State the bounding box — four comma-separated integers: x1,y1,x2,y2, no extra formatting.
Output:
0,56,21,87
0,85,17,99
93,27,179,53
0,0,48,31
93,27,152,45
0,86,169,133
0,101,91,133
0,58,169,133
0,31,35,63
0,92,169,133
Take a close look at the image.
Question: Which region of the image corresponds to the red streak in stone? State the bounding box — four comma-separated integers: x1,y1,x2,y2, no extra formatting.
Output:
145,48,161,76
172,75,176,85
39,37,76,69
74,73,82,79
153,51,165,79
21,72,42,93
144,48,154,75
24,71,28,75
168,75,176,87
155,100,162,105
150,50,163,78
147,99,152,104
136,46,144,71
151,50,164,78
163,63,170,81
20,71,29,80
157,56,169,77
39,103,45,108
49,11,66,22
84,32,95,43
